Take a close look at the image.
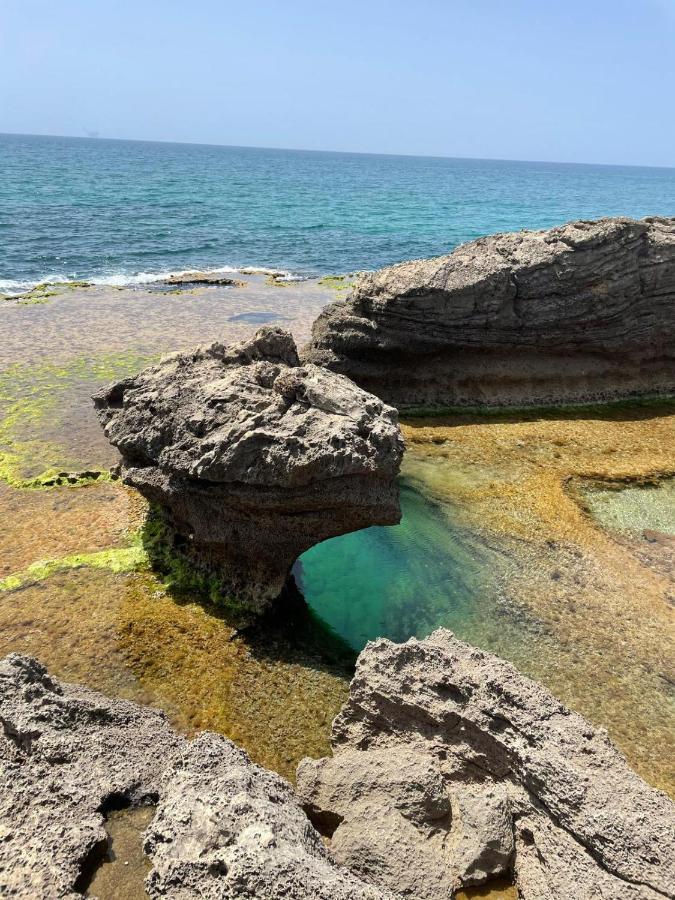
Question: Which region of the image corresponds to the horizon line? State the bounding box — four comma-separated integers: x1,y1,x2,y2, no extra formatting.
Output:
1,130,674,172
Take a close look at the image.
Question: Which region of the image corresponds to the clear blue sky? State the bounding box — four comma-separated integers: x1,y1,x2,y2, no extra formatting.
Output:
1,0,673,166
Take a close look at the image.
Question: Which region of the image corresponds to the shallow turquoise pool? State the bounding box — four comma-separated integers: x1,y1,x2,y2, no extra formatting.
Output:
294,482,498,652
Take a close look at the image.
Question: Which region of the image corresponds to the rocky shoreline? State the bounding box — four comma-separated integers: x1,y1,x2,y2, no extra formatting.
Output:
1,215,673,898
1,633,673,899
305,216,675,411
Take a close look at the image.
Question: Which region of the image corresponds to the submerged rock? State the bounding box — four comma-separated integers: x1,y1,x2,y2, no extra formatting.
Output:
304,216,675,410
0,654,390,899
161,271,245,287
93,326,403,613
297,629,675,899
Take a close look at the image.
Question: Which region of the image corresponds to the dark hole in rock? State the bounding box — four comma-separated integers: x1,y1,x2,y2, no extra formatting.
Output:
76,798,157,900
303,804,344,839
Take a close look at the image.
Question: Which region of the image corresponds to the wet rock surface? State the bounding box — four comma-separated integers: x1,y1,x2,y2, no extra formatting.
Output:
304,216,675,410
297,629,675,899
93,326,403,613
0,655,389,900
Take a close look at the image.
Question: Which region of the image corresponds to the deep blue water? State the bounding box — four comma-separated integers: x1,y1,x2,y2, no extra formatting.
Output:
2,132,675,289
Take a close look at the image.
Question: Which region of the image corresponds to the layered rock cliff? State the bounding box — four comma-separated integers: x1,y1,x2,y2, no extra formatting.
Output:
93,326,403,613
304,216,675,410
297,629,675,899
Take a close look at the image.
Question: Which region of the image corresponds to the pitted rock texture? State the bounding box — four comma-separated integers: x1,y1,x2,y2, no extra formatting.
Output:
0,653,184,899
93,326,403,612
304,216,675,410
0,655,390,900
297,629,675,899
146,732,391,900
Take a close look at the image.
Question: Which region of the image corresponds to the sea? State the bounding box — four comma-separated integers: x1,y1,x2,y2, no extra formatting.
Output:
2,132,675,291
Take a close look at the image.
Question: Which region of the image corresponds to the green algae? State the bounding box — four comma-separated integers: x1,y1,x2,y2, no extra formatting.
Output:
0,352,156,488
0,544,146,592
317,274,355,294
3,281,93,306
140,506,253,621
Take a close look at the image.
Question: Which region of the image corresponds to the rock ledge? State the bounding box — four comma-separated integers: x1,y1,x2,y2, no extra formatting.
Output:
304,216,675,410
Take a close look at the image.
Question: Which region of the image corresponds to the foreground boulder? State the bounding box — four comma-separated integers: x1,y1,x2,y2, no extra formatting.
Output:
297,629,675,899
304,216,675,410
0,654,390,899
94,326,403,613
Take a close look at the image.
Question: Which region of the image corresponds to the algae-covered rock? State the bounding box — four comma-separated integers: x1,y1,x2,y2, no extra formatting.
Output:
304,216,675,410
297,628,675,899
93,326,403,613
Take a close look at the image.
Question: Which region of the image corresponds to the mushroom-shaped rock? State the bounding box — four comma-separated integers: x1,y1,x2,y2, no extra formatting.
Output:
304,216,675,411
93,327,404,613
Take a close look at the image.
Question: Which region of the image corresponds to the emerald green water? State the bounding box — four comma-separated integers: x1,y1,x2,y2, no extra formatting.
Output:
295,482,497,652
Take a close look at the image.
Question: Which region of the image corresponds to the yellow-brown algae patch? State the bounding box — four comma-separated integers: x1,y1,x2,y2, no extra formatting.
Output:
0,563,348,783
0,481,145,577
117,580,350,781
402,406,675,795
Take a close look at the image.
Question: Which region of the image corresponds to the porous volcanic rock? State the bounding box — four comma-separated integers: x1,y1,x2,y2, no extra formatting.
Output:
93,326,403,613
297,629,675,899
0,654,391,900
304,216,675,410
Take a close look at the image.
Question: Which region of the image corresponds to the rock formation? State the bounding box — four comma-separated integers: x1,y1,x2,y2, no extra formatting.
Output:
2,642,674,899
0,654,390,899
93,326,403,613
304,216,675,410
297,629,675,899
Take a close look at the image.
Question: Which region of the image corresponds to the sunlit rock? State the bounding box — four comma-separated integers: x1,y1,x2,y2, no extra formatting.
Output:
304,216,675,410
93,326,403,614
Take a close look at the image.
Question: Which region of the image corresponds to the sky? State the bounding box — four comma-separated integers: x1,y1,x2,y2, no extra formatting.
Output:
1,0,674,167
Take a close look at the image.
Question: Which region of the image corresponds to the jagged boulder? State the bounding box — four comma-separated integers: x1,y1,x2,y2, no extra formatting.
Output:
0,654,391,900
297,629,675,899
93,326,403,613
304,216,675,410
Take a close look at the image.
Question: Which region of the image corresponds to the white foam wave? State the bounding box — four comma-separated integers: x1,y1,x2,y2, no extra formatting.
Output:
0,264,299,294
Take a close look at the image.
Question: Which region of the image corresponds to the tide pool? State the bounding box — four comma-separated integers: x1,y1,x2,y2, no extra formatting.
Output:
295,482,497,652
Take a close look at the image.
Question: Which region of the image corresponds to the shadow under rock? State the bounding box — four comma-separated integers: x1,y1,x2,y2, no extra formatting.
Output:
139,505,357,678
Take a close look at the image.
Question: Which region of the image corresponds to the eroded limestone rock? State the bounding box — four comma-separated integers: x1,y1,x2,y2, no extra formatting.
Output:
146,732,390,900
0,654,390,900
304,216,675,410
297,629,675,899
93,326,403,613
0,653,184,898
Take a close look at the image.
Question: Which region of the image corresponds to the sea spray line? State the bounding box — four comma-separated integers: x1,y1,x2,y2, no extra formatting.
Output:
0,265,310,295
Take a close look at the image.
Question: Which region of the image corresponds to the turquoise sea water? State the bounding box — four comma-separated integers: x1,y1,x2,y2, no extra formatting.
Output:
2,132,675,289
